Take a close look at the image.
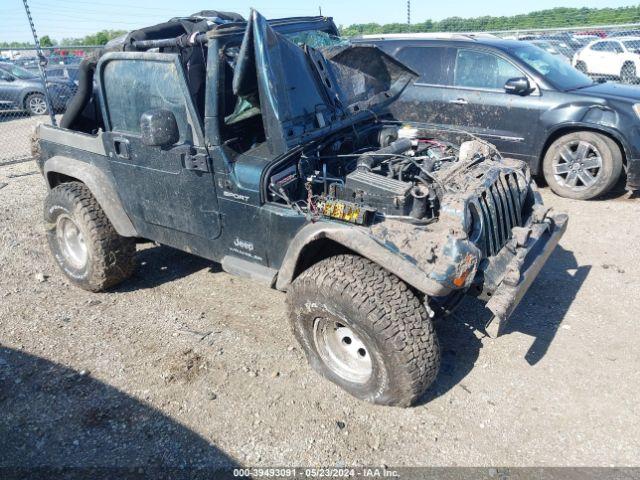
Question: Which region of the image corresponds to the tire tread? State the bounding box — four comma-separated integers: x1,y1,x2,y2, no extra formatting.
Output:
45,181,135,291
287,254,439,406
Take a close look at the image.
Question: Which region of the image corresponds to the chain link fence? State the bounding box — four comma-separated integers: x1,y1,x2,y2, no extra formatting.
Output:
2,22,640,165
0,46,99,166
487,23,640,83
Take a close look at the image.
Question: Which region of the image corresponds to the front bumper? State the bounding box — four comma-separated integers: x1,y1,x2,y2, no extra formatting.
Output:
478,207,568,337
626,157,640,191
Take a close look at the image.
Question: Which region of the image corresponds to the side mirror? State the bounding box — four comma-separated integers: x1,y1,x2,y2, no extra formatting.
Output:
140,109,179,147
1,74,15,82
504,77,531,95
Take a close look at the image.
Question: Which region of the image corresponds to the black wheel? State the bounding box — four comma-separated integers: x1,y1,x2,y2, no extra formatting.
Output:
621,62,637,84
25,93,48,116
575,61,588,74
543,131,623,200
44,182,136,292
287,254,439,407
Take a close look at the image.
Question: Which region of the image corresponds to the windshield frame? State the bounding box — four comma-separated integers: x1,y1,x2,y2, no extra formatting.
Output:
506,43,594,92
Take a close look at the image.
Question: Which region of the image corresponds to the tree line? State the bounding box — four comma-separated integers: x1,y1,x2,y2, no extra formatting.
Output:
2,5,640,49
339,6,640,36
0,30,126,49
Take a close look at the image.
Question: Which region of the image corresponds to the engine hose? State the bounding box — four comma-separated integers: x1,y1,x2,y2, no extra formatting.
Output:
356,138,413,171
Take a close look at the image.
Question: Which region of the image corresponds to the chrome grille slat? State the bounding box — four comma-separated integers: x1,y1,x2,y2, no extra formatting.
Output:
485,190,502,255
506,173,523,226
488,186,506,247
478,194,496,256
475,172,527,258
497,175,516,233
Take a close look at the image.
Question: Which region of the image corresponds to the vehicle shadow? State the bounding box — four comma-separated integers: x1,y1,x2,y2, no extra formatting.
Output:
592,174,631,201
503,245,590,365
0,346,239,479
537,174,631,201
417,245,589,405
114,244,222,292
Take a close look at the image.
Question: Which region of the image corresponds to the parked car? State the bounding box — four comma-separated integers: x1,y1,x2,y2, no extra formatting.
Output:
571,34,601,49
33,11,566,406
537,33,584,53
530,40,571,63
45,65,80,86
353,34,640,199
13,56,39,70
573,36,640,84
0,62,76,115
612,29,640,37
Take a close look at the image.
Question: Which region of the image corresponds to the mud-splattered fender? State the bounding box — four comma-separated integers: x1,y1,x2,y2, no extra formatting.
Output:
275,220,481,297
43,155,138,237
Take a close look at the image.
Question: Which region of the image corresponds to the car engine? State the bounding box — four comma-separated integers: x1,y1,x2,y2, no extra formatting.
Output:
268,124,501,225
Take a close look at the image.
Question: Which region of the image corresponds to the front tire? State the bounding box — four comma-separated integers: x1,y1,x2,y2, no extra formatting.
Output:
25,93,48,116
44,182,136,292
542,131,623,200
287,254,439,407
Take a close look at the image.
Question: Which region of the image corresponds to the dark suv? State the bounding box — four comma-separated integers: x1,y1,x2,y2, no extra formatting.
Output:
0,62,75,115
354,34,640,200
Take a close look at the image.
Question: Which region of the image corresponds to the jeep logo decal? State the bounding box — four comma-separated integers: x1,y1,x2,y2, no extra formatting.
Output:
233,237,254,251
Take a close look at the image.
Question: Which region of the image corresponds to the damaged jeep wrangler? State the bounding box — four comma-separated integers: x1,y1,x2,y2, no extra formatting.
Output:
34,10,567,406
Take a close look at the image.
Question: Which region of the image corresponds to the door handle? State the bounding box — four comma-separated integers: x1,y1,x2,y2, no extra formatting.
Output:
449,98,468,105
113,138,130,159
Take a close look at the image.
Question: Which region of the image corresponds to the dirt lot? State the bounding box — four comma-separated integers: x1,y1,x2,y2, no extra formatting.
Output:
1,158,639,469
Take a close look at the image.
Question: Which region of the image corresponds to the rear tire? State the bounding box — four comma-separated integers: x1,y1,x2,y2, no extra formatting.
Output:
542,131,623,200
621,62,637,84
287,254,439,407
575,61,588,74
25,93,48,116
44,182,136,292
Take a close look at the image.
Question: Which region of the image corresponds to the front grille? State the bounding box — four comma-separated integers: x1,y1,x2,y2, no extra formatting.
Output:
476,172,525,257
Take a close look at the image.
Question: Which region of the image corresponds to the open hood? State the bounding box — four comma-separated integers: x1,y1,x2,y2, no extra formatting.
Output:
230,10,417,153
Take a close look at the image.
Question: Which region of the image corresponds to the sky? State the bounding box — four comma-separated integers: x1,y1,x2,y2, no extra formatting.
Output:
2,0,638,43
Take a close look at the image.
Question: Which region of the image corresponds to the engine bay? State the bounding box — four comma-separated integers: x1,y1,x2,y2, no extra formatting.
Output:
268,124,499,225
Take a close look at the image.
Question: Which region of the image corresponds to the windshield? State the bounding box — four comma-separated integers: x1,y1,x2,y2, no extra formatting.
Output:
1,64,37,80
623,40,640,51
509,44,593,91
284,30,346,49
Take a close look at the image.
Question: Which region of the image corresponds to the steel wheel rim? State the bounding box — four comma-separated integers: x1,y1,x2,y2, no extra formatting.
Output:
313,317,373,384
552,140,603,191
56,214,88,269
29,96,47,115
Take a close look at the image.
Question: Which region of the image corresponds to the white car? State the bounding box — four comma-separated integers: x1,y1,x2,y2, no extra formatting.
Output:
572,36,640,83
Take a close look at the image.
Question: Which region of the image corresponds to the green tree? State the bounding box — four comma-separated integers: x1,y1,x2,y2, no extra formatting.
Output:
39,35,55,47
339,5,640,36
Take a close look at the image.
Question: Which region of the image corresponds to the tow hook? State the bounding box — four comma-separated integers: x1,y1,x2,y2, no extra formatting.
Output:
532,204,551,223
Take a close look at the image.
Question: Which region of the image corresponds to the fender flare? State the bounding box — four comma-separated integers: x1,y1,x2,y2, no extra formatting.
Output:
543,121,631,164
43,155,138,237
275,222,453,297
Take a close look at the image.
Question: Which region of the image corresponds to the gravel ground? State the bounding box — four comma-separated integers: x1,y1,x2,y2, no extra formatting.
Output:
1,159,639,469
